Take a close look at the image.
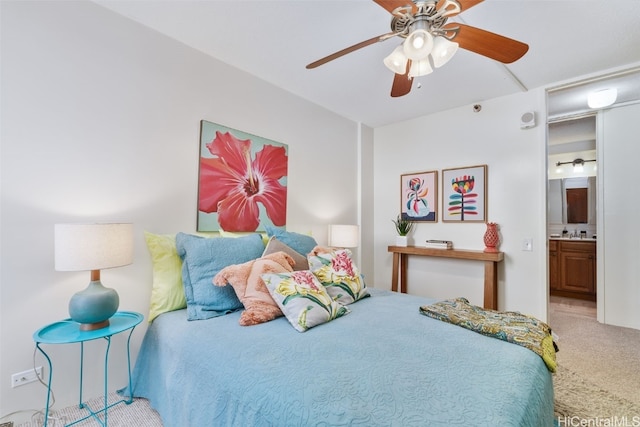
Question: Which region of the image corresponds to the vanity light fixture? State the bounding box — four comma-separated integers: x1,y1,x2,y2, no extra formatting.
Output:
555,158,596,173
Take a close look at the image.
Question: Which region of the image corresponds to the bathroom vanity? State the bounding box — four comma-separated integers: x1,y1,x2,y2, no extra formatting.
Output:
549,238,596,301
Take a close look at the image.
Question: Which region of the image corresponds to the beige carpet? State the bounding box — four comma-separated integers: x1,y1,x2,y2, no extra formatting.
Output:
550,298,640,420
15,393,162,427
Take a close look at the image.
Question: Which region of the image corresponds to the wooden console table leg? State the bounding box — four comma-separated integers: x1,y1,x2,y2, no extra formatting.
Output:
400,254,408,294
484,261,498,310
391,252,400,292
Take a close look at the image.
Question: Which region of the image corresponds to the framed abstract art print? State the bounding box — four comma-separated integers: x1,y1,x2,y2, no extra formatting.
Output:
441,165,487,223
400,170,438,222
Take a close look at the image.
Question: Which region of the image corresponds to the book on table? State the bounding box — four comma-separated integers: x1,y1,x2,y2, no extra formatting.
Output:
425,240,453,249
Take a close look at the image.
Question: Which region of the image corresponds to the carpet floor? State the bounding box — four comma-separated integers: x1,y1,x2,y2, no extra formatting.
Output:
550,298,640,422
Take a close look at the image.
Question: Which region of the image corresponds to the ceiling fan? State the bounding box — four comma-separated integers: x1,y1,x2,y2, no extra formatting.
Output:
306,0,529,97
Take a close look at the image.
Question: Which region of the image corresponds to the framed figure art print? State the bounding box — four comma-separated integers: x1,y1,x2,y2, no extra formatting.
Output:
442,165,487,223
400,171,438,222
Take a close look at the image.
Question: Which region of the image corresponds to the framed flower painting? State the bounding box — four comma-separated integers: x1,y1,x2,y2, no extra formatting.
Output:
400,170,438,222
197,120,288,232
442,165,487,223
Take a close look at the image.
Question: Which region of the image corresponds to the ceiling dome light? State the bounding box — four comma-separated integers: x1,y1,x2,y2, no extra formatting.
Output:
431,36,459,68
383,44,408,74
408,58,433,78
587,88,617,109
403,21,434,60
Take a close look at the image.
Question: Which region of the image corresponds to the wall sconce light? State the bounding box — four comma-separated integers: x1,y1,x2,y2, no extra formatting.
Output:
327,224,359,248
55,223,134,330
555,158,596,173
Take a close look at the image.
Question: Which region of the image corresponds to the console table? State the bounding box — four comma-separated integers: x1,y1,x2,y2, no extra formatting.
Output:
387,246,504,310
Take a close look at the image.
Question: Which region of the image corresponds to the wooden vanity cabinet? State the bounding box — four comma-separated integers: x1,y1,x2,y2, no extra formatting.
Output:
549,240,596,301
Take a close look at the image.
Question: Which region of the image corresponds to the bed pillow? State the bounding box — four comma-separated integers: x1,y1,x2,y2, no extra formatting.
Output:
262,236,309,271
176,232,265,320
262,270,350,332
308,247,369,305
264,225,317,257
213,251,295,326
219,229,269,245
144,231,187,322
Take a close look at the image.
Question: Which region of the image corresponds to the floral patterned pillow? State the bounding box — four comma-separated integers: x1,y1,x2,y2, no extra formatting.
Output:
262,270,349,332
307,248,369,305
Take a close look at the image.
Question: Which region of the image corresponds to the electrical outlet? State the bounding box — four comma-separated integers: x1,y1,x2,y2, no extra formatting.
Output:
522,238,533,251
11,366,42,388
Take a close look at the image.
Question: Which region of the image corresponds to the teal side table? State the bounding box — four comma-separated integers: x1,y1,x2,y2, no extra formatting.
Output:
33,311,143,427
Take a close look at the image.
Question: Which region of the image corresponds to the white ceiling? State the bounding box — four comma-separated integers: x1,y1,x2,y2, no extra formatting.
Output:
94,0,640,128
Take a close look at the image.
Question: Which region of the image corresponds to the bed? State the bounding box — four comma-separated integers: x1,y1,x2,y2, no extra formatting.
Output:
125,230,554,426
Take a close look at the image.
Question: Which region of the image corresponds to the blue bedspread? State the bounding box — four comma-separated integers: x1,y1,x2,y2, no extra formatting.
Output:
124,289,554,426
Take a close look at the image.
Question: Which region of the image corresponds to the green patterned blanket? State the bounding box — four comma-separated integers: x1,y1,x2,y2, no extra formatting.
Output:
419,298,557,372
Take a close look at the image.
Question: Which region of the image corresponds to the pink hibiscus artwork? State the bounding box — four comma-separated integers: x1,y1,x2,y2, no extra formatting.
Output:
197,121,288,232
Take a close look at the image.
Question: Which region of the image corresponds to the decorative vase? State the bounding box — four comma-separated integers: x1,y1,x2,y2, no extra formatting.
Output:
483,222,500,253
396,235,408,247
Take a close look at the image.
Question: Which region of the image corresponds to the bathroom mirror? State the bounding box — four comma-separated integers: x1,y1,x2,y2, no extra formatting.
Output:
548,177,596,225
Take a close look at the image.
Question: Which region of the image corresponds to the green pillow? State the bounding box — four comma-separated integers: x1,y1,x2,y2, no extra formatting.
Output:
144,232,187,322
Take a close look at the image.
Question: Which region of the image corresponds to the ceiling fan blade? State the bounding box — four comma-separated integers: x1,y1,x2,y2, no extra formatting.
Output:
306,32,398,69
391,60,413,97
373,0,417,15
436,0,483,18
443,23,529,64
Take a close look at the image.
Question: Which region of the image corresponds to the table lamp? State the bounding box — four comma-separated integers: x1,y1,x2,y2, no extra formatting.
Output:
54,223,133,331
327,224,359,248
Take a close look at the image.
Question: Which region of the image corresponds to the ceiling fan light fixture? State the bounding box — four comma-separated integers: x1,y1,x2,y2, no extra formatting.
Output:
408,58,433,78
403,21,434,60
431,36,458,68
383,44,409,74
587,88,617,109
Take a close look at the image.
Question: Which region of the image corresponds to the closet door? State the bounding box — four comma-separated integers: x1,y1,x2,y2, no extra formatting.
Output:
601,103,640,329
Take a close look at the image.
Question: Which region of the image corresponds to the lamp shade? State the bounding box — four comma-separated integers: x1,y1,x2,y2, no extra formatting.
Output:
55,223,134,271
55,223,133,330
328,224,359,248
408,58,433,78
431,36,458,68
403,21,434,60
383,44,409,74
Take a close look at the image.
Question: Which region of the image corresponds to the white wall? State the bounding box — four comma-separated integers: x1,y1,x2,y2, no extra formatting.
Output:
373,90,549,318
0,1,361,420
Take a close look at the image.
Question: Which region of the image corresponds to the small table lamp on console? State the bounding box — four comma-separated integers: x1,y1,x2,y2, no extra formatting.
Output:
328,224,359,249
54,223,133,331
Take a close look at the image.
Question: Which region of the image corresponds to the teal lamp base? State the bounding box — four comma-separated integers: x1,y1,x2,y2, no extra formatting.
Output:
69,280,119,331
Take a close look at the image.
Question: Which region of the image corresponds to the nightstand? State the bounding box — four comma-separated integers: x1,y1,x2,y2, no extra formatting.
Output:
33,311,143,427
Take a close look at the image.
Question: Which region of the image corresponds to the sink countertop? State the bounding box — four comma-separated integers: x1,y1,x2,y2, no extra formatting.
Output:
549,236,596,241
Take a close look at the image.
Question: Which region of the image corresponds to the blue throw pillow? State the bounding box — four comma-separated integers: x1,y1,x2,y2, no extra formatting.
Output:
176,232,265,320
264,225,317,257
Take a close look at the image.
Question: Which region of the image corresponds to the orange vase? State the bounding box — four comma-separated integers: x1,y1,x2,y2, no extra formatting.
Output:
483,222,500,253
